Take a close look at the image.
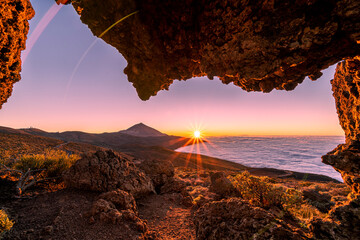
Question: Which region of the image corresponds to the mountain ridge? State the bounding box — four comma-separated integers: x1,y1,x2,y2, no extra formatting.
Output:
119,123,167,137
1,123,189,150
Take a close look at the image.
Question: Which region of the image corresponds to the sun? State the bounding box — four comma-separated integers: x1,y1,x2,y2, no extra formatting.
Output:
194,130,201,138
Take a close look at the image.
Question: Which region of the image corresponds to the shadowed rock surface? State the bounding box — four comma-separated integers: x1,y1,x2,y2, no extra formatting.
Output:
136,157,175,192
73,0,360,100
209,172,239,198
0,0,34,109
63,150,155,198
323,57,360,194
318,57,360,239
310,196,360,240
86,189,147,233
193,198,307,240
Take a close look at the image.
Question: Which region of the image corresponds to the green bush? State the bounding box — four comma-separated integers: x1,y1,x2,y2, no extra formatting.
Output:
0,209,13,237
13,149,79,179
230,171,286,208
230,171,328,226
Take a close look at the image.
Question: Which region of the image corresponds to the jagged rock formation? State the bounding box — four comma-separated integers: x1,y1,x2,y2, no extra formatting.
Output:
63,150,155,198
310,196,360,239
319,57,360,240
86,189,147,233
136,157,175,192
193,198,307,240
323,57,360,195
0,0,34,109
209,172,239,198
73,0,360,100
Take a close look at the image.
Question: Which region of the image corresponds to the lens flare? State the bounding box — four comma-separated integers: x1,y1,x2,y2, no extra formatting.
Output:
22,3,63,63
194,130,201,138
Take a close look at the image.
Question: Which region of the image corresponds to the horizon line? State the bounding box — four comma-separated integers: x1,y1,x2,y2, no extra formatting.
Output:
0,124,344,138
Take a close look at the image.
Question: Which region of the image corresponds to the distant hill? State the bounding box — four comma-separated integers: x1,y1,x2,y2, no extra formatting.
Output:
16,123,190,150
0,126,30,135
0,125,340,182
0,132,105,158
120,123,167,137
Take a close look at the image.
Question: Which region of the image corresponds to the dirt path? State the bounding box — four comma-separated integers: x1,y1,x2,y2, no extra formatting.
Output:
138,194,196,240
1,188,196,240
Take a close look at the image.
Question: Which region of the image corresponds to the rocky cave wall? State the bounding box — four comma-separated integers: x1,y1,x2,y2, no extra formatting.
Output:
74,0,360,100
0,0,34,109
323,57,360,194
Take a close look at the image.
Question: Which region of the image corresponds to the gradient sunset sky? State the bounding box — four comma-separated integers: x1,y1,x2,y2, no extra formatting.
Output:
0,1,344,137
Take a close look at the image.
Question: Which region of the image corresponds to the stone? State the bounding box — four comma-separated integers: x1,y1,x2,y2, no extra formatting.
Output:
97,189,137,213
72,0,360,100
0,0,34,109
310,195,360,239
302,189,334,213
323,57,360,195
88,189,147,232
160,178,193,207
193,198,306,240
63,150,155,198
136,158,175,192
209,172,238,198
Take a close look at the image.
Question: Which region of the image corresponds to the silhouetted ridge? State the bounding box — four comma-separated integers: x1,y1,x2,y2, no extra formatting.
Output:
120,123,167,137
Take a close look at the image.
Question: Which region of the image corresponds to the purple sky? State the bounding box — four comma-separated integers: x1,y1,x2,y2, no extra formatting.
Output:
0,1,344,137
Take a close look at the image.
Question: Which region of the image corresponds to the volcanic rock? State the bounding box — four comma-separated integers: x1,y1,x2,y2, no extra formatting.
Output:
63,150,155,198
136,157,175,192
97,189,137,213
73,0,360,100
323,57,360,195
88,189,147,232
0,0,34,109
160,178,193,207
310,195,360,239
193,198,306,240
209,172,238,198
302,189,334,213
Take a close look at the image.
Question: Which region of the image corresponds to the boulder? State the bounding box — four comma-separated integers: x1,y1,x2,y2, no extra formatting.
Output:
160,178,193,207
209,172,238,198
310,196,360,239
193,198,306,240
63,150,155,198
97,189,137,213
88,189,147,232
302,189,334,213
136,158,174,192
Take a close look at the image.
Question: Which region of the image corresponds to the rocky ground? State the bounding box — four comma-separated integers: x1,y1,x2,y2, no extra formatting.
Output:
0,150,356,240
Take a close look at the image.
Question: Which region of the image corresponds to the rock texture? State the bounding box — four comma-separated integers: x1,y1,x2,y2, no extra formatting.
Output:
73,0,360,100
320,57,360,239
302,189,334,213
63,150,155,198
136,157,175,192
193,198,306,240
0,0,34,109
323,57,360,194
209,172,238,198
87,189,147,232
310,196,360,240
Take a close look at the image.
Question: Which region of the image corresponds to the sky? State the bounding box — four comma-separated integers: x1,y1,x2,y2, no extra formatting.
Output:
0,1,344,137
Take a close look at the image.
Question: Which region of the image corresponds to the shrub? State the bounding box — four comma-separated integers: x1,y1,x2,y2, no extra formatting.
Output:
230,171,330,226
13,149,80,179
230,171,286,209
0,209,13,237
